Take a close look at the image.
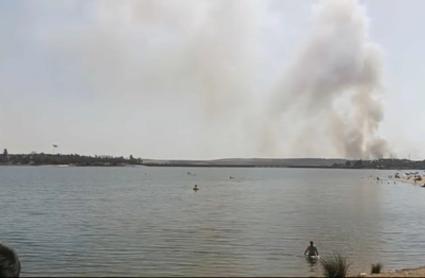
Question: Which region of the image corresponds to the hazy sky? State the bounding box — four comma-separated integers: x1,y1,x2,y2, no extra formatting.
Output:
0,0,424,159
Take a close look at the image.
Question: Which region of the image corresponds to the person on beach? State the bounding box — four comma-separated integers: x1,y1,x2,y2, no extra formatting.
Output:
0,243,21,277
304,241,319,257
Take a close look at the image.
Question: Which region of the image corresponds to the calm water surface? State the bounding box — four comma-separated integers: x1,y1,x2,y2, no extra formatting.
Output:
1,166,425,276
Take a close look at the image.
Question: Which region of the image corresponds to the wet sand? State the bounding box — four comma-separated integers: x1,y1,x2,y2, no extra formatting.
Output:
365,266,425,277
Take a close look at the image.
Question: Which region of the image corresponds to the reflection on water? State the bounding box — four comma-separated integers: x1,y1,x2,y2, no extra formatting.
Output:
305,256,320,275
0,166,425,276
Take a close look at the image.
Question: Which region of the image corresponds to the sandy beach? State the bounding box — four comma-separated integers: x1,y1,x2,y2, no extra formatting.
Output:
365,266,425,277
394,172,425,187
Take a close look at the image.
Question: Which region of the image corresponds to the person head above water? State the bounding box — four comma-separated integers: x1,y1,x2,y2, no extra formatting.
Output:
0,243,21,277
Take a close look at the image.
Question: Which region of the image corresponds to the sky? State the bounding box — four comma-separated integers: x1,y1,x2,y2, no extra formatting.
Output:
0,0,424,160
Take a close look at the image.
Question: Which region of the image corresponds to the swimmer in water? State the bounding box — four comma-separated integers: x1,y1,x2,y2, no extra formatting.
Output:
193,184,199,191
304,241,319,257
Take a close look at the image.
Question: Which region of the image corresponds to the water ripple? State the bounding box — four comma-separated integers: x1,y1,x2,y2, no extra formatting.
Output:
0,166,424,276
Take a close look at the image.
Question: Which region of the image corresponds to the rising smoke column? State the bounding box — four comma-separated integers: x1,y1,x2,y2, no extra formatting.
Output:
267,0,390,159
11,0,391,158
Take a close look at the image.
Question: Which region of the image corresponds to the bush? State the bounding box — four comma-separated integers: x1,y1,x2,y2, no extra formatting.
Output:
320,253,350,278
371,263,383,274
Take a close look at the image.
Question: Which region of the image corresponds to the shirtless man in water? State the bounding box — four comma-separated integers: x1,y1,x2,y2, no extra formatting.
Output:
304,241,319,257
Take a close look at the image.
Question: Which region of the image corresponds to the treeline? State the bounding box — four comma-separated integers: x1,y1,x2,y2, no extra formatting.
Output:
331,159,425,170
0,152,424,169
0,153,143,166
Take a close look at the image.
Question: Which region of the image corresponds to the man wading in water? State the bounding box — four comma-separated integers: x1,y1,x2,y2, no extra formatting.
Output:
304,241,319,257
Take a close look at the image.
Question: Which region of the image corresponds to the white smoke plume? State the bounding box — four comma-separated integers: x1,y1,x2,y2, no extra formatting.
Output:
37,0,265,158
1,0,391,159
265,0,390,159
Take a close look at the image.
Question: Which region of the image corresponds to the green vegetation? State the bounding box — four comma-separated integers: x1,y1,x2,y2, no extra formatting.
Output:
371,263,383,274
320,253,350,278
0,149,424,169
0,152,142,166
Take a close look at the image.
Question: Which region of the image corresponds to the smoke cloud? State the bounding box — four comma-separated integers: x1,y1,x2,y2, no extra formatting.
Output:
0,0,391,159
25,0,266,158
265,0,390,159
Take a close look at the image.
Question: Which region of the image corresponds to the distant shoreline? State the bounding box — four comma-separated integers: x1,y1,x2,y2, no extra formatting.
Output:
0,153,424,170
0,164,359,168
1,163,425,171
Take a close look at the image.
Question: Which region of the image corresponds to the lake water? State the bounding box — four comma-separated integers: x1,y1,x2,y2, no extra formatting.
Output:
1,166,425,276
